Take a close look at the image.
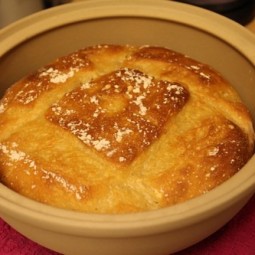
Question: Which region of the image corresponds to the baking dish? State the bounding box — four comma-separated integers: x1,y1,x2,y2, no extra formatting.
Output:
0,1,254,254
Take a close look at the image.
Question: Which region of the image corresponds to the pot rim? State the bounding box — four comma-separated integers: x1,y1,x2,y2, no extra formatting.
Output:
0,0,255,59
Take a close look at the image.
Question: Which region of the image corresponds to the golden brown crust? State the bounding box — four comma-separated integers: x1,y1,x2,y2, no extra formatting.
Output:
0,45,254,213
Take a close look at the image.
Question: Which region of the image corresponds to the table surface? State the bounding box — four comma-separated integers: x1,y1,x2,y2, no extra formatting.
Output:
0,6,255,255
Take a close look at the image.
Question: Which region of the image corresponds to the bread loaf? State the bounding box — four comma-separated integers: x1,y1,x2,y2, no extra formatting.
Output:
0,45,254,213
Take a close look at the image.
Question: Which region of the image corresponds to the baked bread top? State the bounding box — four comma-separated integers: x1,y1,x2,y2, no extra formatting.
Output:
0,45,254,213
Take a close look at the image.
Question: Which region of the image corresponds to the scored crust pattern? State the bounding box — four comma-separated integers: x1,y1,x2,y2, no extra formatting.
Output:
0,45,254,213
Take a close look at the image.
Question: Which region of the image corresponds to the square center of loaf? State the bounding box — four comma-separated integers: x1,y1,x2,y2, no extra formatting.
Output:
46,68,189,164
